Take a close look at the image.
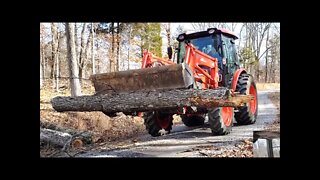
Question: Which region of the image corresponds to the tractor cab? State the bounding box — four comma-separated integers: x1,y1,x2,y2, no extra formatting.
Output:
175,28,240,86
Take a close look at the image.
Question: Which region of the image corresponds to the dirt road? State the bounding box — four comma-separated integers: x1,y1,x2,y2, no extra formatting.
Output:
76,90,279,157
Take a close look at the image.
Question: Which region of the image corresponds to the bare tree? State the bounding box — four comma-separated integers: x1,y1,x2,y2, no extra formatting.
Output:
91,23,95,74
40,52,43,88
191,23,225,31
75,23,80,64
255,23,271,82
240,23,271,81
78,23,87,81
230,23,237,32
265,27,270,83
110,22,116,72
116,22,120,72
268,33,280,83
127,24,133,70
162,23,171,47
55,32,60,92
51,23,59,88
84,31,92,76
65,23,82,97
40,24,44,88
57,31,66,81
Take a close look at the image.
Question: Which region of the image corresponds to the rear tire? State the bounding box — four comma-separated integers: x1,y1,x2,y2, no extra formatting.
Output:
234,74,258,125
143,111,173,137
208,107,233,135
181,114,205,127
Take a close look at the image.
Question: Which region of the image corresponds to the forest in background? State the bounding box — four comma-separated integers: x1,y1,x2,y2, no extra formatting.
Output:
40,22,280,94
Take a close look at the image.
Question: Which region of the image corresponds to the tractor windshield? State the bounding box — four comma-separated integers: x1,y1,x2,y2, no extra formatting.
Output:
178,35,221,64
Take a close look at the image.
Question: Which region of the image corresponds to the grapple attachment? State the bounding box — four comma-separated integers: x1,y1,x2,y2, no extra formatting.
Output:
90,63,194,95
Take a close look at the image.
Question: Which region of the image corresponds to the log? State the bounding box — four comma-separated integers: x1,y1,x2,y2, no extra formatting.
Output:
40,128,72,148
40,121,93,148
51,88,253,114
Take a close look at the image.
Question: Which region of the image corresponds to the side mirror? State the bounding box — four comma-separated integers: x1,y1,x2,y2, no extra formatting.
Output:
167,46,173,60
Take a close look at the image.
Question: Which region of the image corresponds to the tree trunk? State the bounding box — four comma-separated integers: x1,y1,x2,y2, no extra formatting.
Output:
51,88,253,115
40,54,43,88
75,23,80,64
40,128,72,148
110,22,115,72
116,22,120,71
41,44,46,79
96,43,101,73
127,27,131,70
66,23,82,97
40,121,93,148
79,23,87,82
269,58,274,83
166,23,171,47
83,31,92,79
58,34,65,79
55,32,61,92
51,23,58,88
92,23,95,74
265,28,270,83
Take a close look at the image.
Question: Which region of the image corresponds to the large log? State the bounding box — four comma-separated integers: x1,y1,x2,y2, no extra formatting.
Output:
51,88,253,114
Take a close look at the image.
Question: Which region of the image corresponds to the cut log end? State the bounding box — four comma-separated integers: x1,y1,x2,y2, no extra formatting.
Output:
71,138,83,148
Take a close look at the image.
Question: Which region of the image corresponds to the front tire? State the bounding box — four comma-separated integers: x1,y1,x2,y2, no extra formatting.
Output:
143,111,173,137
208,107,233,135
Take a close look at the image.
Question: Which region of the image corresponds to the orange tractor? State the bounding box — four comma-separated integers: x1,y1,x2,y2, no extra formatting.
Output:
68,27,258,137
137,28,258,136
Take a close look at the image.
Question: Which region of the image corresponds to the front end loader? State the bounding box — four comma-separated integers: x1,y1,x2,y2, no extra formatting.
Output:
52,28,258,137
91,28,258,137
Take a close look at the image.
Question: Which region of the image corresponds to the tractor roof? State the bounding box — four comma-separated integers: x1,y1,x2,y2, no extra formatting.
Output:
177,28,238,41
215,28,238,39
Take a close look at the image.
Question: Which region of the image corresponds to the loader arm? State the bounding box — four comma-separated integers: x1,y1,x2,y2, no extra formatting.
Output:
141,51,175,68
183,43,219,89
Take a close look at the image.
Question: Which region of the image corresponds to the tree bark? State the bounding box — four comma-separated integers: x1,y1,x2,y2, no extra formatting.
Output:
166,23,171,47
41,44,46,78
40,128,72,148
51,88,253,115
55,32,61,92
116,22,120,71
58,33,65,79
40,55,43,88
51,23,58,88
110,22,116,72
83,31,92,79
92,23,95,74
265,28,270,83
66,23,82,97
127,24,133,70
75,23,80,64
79,23,87,82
